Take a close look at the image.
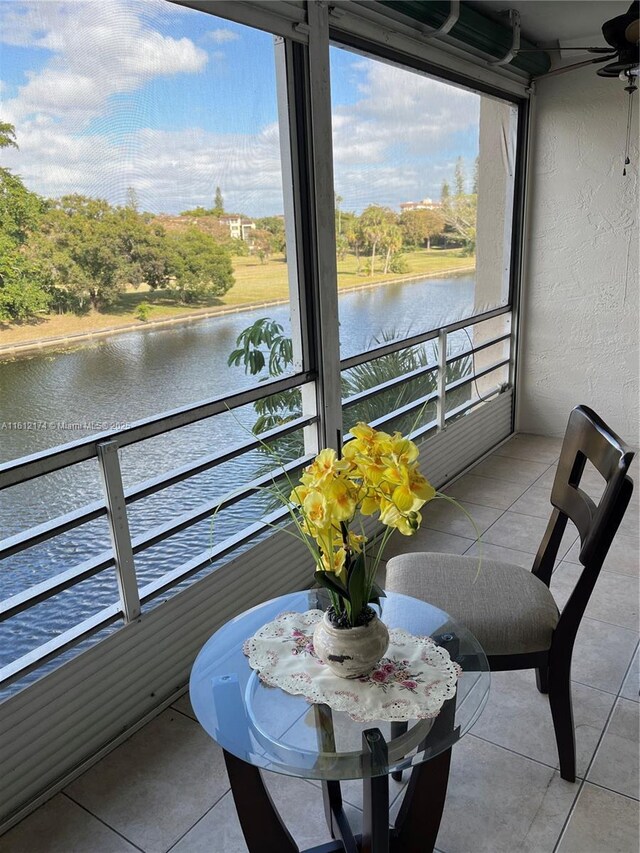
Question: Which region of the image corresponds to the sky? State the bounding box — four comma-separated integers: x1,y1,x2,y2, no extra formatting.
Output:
0,0,483,217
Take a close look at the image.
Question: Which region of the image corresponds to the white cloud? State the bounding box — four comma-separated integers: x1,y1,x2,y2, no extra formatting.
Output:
1,0,207,125
206,28,239,44
1,6,482,216
0,119,286,216
332,59,481,207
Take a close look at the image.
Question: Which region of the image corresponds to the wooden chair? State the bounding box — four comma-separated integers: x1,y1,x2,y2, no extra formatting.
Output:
386,405,635,782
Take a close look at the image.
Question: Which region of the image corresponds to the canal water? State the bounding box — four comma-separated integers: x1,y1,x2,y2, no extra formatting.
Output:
0,274,474,685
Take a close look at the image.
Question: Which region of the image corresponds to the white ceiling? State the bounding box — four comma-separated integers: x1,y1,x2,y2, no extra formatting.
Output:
469,1,631,50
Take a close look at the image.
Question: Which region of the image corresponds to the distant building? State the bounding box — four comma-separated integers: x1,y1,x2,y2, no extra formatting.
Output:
220,216,256,241
399,197,442,212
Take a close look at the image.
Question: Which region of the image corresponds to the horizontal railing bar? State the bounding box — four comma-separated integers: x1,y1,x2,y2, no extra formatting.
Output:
366,389,439,432
446,358,511,393
130,455,312,556
0,415,315,562
445,332,512,365
342,361,438,411
0,555,114,621
139,506,291,605
0,371,314,491
125,414,316,504
0,604,121,689
0,455,312,620
339,306,511,372
443,387,503,423
0,500,106,562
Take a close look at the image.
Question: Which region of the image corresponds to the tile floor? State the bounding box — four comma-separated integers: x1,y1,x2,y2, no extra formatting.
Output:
1,434,638,853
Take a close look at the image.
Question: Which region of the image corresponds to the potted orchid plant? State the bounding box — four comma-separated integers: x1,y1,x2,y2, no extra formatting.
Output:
285,421,436,677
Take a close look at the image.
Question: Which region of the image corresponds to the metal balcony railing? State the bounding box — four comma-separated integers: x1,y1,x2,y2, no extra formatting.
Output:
0,307,512,692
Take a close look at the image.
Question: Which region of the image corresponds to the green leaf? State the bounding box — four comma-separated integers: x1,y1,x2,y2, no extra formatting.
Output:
314,571,350,600
347,558,366,623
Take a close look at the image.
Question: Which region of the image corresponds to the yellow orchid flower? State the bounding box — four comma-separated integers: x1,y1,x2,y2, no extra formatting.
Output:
302,490,329,529
301,448,351,487
324,478,358,522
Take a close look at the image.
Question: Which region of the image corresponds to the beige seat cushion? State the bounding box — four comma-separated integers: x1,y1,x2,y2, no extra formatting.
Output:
385,552,559,656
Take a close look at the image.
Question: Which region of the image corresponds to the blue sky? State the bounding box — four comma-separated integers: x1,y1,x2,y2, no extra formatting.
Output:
0,0,482,216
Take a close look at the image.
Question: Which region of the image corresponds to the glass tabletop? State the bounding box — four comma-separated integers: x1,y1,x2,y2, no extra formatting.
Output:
189,590,490,780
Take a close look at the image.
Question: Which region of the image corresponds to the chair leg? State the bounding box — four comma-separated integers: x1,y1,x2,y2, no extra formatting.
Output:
548,659,576,782
536,666,549,694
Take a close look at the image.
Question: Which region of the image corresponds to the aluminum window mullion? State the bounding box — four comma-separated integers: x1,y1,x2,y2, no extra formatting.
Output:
305,2,342,451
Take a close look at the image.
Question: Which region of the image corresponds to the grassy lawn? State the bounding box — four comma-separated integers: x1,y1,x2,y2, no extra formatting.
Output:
0,249,474,347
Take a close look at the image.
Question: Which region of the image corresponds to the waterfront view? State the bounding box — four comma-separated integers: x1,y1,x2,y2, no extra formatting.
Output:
0,273,474,680
0,0,519,695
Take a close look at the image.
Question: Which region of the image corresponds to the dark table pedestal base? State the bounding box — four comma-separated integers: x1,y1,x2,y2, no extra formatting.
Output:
223,732,453,853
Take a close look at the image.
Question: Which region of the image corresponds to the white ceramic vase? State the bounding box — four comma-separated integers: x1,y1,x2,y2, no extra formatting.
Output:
313,611,390,679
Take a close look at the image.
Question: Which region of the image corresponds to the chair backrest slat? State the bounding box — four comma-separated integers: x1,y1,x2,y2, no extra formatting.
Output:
549,406,634,567
531,405,634,647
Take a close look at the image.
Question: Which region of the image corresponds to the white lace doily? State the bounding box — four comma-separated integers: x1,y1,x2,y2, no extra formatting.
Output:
243,609,461,723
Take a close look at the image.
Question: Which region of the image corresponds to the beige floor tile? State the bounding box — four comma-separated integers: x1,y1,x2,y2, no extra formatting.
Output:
533,467,557,491
557,783,639,853
383,527,474,561
64,710,230,853
481,511,577,558
444,474,527,510
492,433,563,464
571,618,639,695
470,455,552,488
0,795,138,853
551,563,640,631
620,647,639,702
462,541,537,569
170,777,361,853
390,736,578,853
509,485,555,519
470,669,615,777
421,498,504,539
172,692,196,721
563,528,639,577
587,698,639,800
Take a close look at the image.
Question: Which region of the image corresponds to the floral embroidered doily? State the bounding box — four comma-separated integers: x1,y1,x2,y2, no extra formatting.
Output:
243,609,461,723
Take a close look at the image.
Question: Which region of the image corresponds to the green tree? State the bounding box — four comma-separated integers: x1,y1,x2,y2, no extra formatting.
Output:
33,196,127,311
358,205,397,276
255,216,286,255
399,208,445,250
454,156,466,196
113,207,171,290
213,186,224,217
472,156,479,194
335,193,343,235
0,156,50,322
180,206,209,217
167,228,234,303
125,186,139,211
441,181,450,203
0,121,18,151
381,223,403,274
342,212,362,272
0,235,50,322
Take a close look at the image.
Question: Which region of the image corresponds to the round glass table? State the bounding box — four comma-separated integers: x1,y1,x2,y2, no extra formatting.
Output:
190,590,489,853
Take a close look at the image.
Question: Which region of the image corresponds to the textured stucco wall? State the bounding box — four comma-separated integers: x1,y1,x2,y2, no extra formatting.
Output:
517,68,639,442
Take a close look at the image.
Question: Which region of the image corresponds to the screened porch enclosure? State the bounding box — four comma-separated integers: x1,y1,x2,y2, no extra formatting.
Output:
0,0,637,841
